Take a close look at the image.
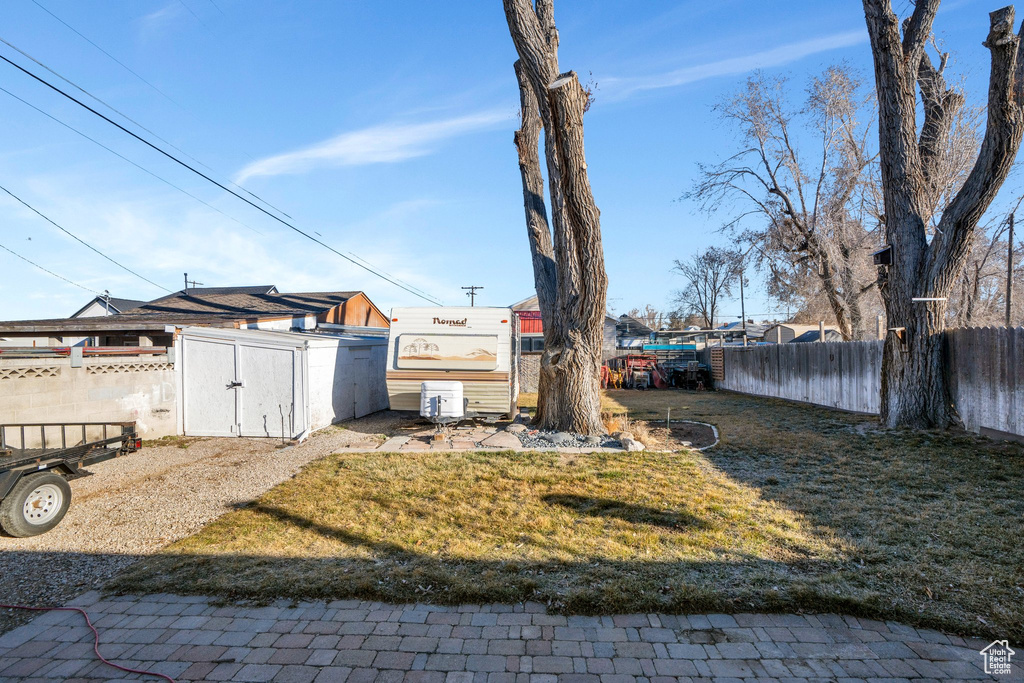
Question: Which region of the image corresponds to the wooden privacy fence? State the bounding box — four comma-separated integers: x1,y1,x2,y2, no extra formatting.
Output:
720,340,883,414
718,326,1024,439
945,326,1023,439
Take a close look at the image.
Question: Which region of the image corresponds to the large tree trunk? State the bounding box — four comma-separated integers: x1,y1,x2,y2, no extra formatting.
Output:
542,73,608,434
513,60,559,425
864,0,1024,428
505,0,608,434
879,285,951,427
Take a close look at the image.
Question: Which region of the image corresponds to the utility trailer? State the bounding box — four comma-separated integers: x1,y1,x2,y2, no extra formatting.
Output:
0,422,141,537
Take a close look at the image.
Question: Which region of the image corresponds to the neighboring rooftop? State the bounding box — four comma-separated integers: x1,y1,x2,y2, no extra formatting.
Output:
616,315,653,337
791,328,844,343
0,290,383,335
70,296,147,318
510,294,539,311
150,285,279,302
128,291,360,318
715,321,767,337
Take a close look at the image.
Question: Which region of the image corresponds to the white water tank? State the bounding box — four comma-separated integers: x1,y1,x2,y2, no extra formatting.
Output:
420,381,465,419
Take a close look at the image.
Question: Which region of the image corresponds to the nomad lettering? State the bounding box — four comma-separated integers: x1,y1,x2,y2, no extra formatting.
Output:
432,317,468,326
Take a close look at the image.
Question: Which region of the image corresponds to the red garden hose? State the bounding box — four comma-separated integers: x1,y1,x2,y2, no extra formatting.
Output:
0,603,175,682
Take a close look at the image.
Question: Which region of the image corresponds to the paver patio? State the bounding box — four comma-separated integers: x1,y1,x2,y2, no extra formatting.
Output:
0,591,1010,681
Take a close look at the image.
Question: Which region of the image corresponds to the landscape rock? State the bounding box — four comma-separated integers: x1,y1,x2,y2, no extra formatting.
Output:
514,429,620,450
620,437,646,452
505,423,528,433
480,431,523,449
541,431,574,444
612,431,634,441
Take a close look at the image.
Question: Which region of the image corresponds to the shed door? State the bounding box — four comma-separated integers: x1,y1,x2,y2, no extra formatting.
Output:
183,338,238,437
239,344,299,438
351,347,373,418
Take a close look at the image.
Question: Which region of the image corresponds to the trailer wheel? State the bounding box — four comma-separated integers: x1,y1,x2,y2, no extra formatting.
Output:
0,472,72,537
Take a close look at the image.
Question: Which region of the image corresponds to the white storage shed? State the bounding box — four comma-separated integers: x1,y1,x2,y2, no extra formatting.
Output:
176,327,387,439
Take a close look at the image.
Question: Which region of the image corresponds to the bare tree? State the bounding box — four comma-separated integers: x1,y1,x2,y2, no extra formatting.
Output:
950,211,1015,326
626,305,665,331
505,0,608,434
672,247,740,329
863,0,1024,427
690,67,881,340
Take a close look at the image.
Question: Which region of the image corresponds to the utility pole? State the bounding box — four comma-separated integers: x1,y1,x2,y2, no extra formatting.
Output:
738,257,746,332
1008,212,1015,327
462,285,483,306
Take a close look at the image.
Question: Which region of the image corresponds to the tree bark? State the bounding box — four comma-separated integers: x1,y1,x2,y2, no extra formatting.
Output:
505,0,608,434
864,0,1024,427
513,60,559,425
543,72,608,434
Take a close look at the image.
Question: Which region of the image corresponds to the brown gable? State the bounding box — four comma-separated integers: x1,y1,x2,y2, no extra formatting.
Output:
317,292,390,328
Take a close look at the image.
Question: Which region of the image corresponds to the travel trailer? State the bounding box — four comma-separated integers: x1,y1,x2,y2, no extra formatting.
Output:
386,307,519,419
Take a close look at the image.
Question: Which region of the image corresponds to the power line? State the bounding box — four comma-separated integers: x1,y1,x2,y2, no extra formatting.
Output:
0,183,172,293
0,85,264,236
29,0,179,106
0,34,292,220
0,240,100,295
344,250,436,300
0,53,444,305
205,0,226,16
177,0,208,27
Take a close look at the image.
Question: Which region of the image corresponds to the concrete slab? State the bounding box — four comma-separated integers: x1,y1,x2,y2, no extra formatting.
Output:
378,436,410,451
479,432,522,449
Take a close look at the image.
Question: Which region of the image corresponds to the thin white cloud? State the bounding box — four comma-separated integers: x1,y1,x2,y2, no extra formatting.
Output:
602,30,867,100
234,110,510,183
138,2,183,34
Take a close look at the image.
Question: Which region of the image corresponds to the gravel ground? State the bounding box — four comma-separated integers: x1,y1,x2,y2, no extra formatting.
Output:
0,420,384,635
515,428,620,449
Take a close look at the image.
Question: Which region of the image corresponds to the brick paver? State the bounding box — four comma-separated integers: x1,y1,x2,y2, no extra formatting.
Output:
0,591,1011,681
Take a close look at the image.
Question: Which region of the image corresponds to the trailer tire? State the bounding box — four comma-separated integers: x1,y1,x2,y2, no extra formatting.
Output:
0,472,72,537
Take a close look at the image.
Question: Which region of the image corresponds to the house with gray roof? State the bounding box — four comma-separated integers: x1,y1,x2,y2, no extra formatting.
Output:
0,286,389,347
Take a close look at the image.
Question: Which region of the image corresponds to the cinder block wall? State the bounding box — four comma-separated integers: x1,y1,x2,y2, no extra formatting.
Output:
0,356,177,438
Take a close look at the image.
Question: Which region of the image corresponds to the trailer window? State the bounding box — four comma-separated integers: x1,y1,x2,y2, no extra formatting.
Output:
396,334,499,370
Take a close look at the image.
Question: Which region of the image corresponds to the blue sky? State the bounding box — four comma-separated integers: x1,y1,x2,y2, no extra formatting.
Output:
0,0,1013,322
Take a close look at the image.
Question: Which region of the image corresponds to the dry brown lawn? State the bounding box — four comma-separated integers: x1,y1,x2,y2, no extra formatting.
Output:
111,390,1024,640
